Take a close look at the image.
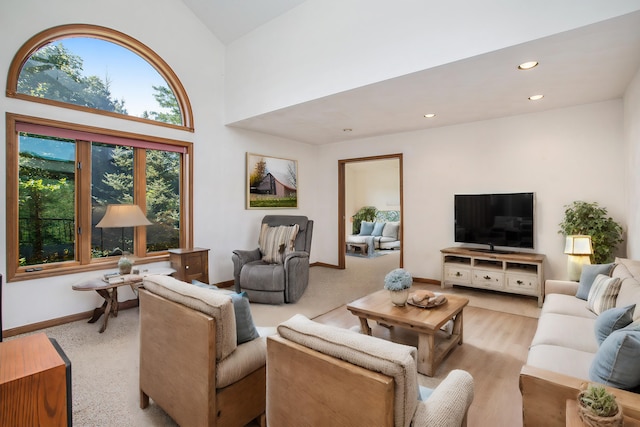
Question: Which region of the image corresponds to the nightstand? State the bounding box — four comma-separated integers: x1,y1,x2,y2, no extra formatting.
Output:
169,247,210,283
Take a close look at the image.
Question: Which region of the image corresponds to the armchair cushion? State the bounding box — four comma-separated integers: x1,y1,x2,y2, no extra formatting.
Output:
143,275,236,360
259,223,299,264
278,314,418,427
216,336,267,388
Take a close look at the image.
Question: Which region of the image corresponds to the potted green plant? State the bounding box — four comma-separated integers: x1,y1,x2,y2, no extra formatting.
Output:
577,384,623,426
558,201,624,264
384,268,412,306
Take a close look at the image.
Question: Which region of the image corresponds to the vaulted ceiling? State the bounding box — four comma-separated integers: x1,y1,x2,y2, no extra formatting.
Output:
181,2,640,144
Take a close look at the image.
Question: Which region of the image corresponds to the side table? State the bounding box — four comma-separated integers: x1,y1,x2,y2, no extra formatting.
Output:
72,268,175,333
169,247,210,283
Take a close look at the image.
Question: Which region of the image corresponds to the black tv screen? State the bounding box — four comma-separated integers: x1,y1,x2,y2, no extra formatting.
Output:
454,192,534,250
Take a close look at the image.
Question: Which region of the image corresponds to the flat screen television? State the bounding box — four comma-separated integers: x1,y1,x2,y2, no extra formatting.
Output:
454,192,534,251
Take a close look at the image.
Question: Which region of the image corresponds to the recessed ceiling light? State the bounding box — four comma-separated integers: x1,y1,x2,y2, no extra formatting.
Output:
518,61,539,70
343,128,352,132
528,94,544,101
424,113,436,118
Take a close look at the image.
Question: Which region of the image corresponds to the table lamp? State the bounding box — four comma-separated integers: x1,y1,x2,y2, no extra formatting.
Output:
96,204,152,274
564,235,593,281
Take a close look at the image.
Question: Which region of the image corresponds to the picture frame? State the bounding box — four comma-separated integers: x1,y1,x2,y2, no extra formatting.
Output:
246,153,298,209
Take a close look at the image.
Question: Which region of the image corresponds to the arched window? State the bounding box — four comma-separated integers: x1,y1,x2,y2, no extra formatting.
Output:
7,24,193,131
6,25,194,282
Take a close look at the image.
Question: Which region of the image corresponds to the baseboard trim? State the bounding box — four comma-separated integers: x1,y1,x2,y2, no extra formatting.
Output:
311,262,340,269
2,298,139,338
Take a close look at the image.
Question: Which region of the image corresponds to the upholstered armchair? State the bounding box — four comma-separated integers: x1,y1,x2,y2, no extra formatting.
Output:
139,275,268,427
232,215,313,304
267,314,475,427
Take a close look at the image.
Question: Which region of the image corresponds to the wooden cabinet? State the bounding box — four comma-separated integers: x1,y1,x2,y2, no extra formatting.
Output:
0,333,71,427
169,247,210,283
441,247,545,307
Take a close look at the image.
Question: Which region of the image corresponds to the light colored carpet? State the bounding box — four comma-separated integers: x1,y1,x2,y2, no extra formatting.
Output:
8,251,540,426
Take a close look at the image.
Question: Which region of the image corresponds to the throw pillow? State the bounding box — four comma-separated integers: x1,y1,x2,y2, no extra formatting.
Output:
576,263,615,300
589,330,640,390
372,221,385,237
230,292,260,344
359,221,374,236
382,221,400,239
594,305,635,345
191,280,260,344
587,274,622,315
259,223,299,264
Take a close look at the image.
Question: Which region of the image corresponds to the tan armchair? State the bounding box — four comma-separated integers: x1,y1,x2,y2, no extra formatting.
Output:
139,275,267,427
267,314,474,427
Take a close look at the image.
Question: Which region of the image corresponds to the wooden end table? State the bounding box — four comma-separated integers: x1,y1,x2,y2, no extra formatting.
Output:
347,289,469,376
73,275,144,333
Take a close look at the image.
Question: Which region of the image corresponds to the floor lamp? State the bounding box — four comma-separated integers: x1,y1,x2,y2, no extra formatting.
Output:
564,235,593,281
96,204,152,274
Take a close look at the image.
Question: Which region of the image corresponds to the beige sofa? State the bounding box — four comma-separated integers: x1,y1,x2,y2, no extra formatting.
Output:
520,257,640,427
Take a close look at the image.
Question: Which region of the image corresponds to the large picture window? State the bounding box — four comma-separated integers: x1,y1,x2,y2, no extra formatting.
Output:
6,115,193,281
6,25,194,282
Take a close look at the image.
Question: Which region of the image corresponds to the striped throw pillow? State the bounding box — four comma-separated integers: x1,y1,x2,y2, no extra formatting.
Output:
259,223,300,264
588,274,622,315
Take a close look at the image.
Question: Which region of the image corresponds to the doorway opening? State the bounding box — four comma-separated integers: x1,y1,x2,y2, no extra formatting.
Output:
338,154,403,269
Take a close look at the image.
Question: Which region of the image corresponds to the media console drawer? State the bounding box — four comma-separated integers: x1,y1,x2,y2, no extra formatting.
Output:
505,272,539,294
443,265,471,284
472,269,505,289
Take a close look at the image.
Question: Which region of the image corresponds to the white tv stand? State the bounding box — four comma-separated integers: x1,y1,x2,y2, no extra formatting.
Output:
441,247,545,307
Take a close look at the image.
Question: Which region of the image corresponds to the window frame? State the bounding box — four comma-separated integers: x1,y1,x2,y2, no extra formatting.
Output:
6,24,194,131
6,113,194,282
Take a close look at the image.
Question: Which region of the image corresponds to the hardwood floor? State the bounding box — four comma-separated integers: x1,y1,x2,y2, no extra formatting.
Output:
313,288,538,427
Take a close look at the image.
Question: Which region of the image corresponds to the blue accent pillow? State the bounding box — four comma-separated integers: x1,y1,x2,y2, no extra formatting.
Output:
372,222,385,237
594,305,635,345
590,330,640,390
576,263,615,300
359,221,374,236
191,280,260,344
418,385,434,401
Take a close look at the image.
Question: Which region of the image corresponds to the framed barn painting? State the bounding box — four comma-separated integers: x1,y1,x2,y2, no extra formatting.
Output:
246,153,298,209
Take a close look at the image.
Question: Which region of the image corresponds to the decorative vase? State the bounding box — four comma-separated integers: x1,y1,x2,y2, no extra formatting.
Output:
389,288,409,306
118,255,133,275
577,392,623,427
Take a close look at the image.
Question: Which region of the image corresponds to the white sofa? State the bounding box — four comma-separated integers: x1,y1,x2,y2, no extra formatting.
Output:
520,257,640,427
347,210,401,254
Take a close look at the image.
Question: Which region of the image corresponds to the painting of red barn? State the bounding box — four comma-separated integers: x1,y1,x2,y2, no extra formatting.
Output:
246,153,298,209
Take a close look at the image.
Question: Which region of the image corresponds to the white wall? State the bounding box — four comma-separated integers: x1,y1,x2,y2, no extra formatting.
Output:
314,100,627,282
225,0,640,123
624,67,640,259
0,0,317,330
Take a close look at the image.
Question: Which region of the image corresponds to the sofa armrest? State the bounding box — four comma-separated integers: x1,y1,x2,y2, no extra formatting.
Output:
545,279,578,297
520,365,640,427
413,369,474,427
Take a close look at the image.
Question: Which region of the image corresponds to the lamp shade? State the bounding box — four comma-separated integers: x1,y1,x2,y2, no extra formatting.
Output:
564,235,593,255
95,204,152,228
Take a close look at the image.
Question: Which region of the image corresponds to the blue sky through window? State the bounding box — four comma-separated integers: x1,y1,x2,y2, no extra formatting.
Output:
61,37,170,117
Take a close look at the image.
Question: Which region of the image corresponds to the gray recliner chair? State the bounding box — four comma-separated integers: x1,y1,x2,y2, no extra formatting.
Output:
232,215,313,304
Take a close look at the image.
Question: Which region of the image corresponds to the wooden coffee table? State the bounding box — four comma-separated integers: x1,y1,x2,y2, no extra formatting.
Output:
347,289,469,376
